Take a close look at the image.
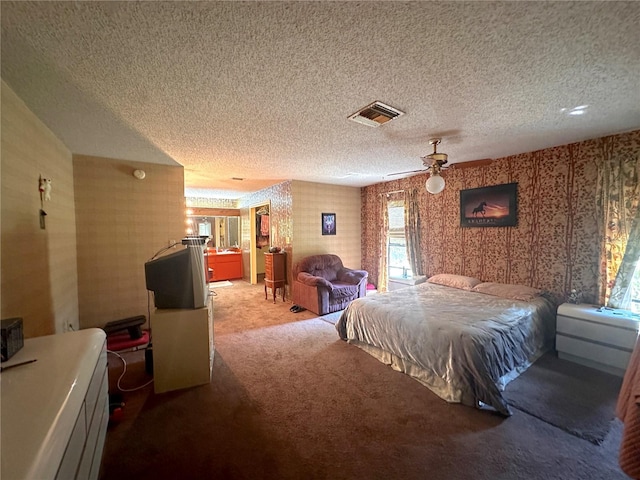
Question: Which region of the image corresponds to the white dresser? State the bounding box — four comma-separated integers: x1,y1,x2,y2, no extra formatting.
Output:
556,303,640,376
0,328,108,480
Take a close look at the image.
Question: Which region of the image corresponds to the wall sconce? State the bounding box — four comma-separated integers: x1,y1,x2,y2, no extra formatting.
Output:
133,169,146,180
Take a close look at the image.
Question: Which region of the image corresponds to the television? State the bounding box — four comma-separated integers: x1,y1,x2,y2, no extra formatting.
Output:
144,244,209,309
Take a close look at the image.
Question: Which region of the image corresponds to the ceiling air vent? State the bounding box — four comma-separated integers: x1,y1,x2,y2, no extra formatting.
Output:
348,101,405,127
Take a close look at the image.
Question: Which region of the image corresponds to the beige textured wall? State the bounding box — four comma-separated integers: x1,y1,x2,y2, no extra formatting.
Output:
73,155,186,329
238,181,362,296
1,80,79,337
291,181,362,269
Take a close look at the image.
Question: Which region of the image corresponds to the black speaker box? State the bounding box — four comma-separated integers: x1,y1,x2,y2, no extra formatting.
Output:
1,317,24,362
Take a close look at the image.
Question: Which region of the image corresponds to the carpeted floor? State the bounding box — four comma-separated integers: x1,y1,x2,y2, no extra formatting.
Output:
318,310,342,325
101,281,628,480
505,352,622,445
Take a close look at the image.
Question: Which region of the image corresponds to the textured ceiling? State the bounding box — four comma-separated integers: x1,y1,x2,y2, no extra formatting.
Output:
2,1,639,199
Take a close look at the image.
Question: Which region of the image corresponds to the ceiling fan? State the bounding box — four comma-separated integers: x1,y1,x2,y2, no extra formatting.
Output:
387,138,493,194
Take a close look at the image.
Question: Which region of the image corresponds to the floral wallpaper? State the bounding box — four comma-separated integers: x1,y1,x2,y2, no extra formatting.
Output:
238,181,293,254
362,130,640,304
186,197,238,208
238,181,294,291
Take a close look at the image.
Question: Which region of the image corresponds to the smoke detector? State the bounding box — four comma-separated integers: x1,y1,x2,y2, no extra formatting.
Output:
348,101,405,127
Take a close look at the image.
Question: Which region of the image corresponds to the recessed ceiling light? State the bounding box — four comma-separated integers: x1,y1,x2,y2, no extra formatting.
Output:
561,104,589,116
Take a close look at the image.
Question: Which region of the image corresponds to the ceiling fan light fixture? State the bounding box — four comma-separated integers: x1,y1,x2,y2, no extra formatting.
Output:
425,173,445,194
425,152,448,163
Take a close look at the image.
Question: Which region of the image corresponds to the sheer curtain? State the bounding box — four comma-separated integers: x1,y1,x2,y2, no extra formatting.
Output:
609,205,640,308
377,194,389,292
596,149,640,306
404,188,423,276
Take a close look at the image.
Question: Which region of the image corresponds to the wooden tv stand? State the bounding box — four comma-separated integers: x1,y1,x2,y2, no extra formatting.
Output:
150,299,214,394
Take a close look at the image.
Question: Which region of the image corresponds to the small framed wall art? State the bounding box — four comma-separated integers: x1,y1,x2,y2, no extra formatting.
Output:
321,213,336,235
460,183,518,227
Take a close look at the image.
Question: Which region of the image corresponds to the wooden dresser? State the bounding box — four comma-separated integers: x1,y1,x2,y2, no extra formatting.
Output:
264,252,286,303
150,298,214,393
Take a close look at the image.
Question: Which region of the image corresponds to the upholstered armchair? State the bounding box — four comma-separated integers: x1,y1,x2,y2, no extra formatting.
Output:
292,254,368,315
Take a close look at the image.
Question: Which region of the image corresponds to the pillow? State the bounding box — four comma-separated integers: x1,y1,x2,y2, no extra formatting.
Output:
427,274,482,291
472,282,542,301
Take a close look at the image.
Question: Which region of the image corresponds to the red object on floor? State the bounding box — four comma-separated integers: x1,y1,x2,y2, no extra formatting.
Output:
109,406,125,424
106,330,149,351
366,283,376,291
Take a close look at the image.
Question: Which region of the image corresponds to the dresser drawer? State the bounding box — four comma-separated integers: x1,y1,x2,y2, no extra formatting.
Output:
556,334,632,372
214,254,239,264
84,349,107,425
208,253,242,281
77,375,108,480
89,402,109,480
555,303,640,376
56,403,87,480
557,303,640,328
557,315,637,350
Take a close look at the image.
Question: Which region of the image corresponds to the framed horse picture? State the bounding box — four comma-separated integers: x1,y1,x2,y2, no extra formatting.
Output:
460,183,517,227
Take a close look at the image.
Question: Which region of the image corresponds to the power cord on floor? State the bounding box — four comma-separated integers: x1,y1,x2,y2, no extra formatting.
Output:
107,349,154,392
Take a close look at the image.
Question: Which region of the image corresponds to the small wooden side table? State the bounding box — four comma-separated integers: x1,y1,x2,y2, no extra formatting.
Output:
264,252,286,303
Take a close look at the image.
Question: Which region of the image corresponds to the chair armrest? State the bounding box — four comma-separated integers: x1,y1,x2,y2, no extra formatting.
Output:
337,269,368,285
297,272,334,290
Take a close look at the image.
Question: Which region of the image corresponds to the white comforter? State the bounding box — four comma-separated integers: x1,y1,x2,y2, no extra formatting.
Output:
335,282,556,415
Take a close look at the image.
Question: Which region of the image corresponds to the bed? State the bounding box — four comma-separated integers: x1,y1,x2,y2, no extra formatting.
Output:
335,274,557,415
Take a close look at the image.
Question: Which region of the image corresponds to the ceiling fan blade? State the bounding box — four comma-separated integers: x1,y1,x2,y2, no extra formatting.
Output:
386,168,426,177
448,158,493,169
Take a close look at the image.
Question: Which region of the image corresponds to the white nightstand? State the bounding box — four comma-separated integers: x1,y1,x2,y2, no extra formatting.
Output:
556,303,640,376
388,275,427,291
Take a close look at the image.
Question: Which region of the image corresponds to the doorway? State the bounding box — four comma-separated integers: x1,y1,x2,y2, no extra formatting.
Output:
249,202,270,284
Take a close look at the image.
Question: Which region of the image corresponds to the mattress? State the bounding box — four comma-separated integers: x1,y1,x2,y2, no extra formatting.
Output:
335,282,556,415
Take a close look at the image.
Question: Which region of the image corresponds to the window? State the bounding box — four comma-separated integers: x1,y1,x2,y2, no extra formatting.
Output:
188,215,240,249
625,255,640,314
198,220,211,237
387,202,413,279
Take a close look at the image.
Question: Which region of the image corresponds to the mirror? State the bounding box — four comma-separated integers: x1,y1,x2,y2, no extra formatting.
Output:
193,216,240,249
